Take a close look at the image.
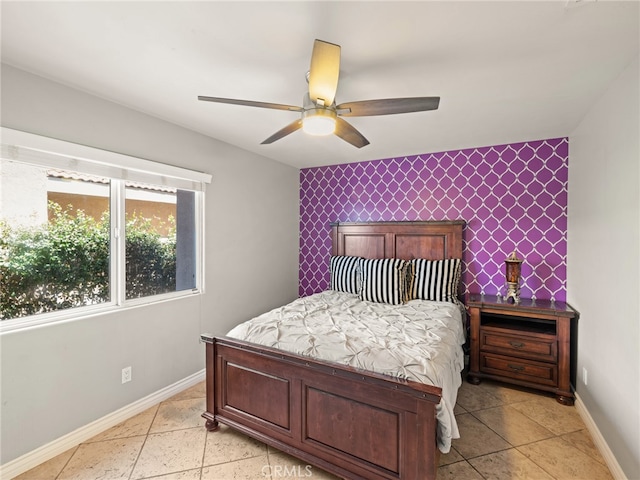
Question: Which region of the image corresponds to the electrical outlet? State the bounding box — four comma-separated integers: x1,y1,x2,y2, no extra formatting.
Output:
122,366,132,384
582,367,588,386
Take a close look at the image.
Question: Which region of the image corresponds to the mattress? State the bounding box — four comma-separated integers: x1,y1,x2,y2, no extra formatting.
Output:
227,289,466,453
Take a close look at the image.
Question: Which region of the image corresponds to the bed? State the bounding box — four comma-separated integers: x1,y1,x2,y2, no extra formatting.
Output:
201,220,465,480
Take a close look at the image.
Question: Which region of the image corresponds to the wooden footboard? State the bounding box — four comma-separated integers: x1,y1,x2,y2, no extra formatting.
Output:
201,335,442,480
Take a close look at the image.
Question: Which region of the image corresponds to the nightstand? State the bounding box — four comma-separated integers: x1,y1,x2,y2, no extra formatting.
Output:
466,294,578,405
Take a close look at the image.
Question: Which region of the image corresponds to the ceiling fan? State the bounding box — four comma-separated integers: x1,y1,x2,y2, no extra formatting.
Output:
198,40,440,148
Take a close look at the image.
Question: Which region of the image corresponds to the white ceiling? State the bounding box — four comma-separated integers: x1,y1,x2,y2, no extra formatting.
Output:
1,1,638,169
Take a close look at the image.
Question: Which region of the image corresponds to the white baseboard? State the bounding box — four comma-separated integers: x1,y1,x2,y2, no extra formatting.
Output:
0,369,205,480
574,392,627,480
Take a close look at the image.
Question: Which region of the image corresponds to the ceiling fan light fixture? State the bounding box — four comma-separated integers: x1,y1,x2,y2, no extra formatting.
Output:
199,40,439,147
302,108,336,136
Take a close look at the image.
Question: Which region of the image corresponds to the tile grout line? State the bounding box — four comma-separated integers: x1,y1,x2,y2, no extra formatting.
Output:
128,393,209,479
126,403,161,480
199,418,210,479
558,432,610,467
52,445,80,480
19,383,611,480
456,385,612,479
457,404,563,480
513,442,564,480
467,458,490,480
467,403,556,449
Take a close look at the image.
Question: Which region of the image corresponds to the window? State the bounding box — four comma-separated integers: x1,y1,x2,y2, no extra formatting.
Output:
0,128,211,331
1,165,112,319
124,184,197,299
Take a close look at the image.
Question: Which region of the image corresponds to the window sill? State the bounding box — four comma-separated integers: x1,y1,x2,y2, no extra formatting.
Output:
0,289,201,335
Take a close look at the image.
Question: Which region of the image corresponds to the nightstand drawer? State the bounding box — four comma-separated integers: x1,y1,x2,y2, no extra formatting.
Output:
480,329,557,362
479,352,558,387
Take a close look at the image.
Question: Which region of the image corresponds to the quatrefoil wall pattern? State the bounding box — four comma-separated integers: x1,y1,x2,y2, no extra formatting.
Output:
300,137,568,302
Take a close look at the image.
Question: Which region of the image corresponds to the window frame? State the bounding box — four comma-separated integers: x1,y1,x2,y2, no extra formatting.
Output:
0,128,212,333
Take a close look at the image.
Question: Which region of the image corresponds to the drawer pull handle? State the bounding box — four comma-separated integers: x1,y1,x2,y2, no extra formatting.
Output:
508,364,525,372
509,341,525,349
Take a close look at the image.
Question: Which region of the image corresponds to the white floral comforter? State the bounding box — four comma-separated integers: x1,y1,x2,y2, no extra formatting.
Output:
227,290,465,453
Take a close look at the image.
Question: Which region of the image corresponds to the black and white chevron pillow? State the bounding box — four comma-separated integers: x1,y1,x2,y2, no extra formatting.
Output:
359,258,409,305
410,258,461,303
329,255,361,294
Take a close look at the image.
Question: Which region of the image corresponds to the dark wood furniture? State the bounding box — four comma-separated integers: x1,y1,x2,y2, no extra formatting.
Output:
466,294,577,405
201,220,465,480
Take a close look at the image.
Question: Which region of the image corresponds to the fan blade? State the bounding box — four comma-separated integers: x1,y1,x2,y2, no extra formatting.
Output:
308,40,340,107
198,96,303,112
334,117,370,148
261,119,303,144
336,97,440,117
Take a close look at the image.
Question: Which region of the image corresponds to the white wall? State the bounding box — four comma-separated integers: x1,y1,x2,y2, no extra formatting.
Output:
0,65,300,464
568,55,639,478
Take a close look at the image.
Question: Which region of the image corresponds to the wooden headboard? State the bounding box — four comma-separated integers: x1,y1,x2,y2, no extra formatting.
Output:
330,220,465,260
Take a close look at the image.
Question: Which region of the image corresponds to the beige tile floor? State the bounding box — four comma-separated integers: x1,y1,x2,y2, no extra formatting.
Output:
14,378,613,480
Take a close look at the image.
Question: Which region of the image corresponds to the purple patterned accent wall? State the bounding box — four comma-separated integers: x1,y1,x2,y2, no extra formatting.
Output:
299,137,569,302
